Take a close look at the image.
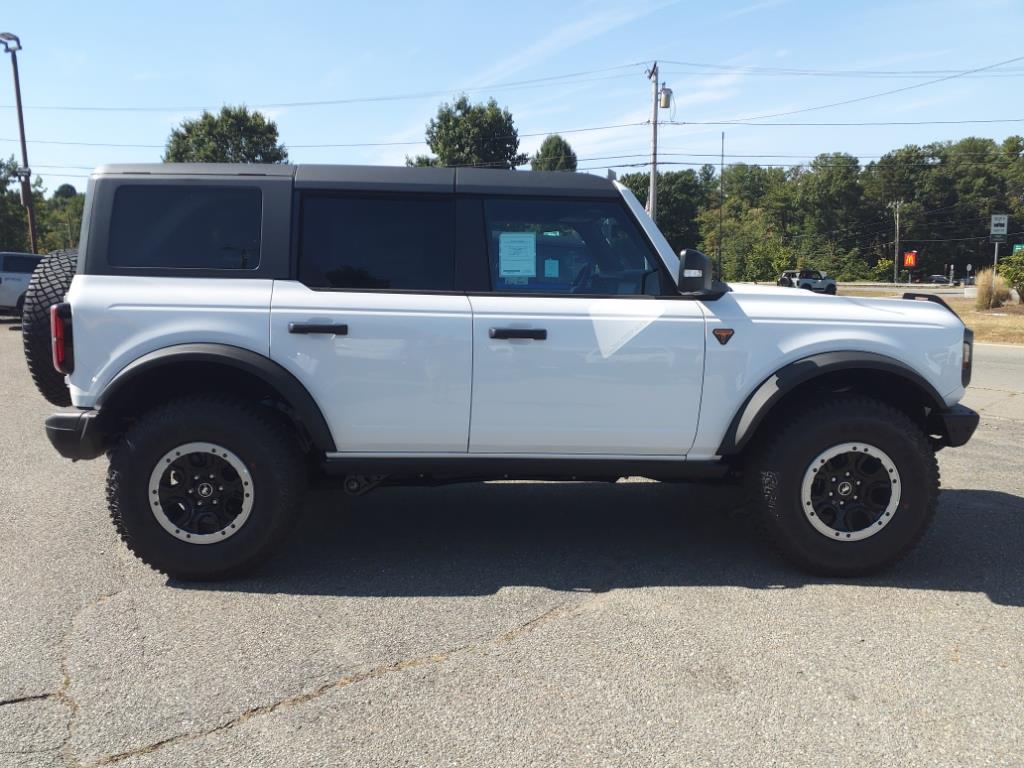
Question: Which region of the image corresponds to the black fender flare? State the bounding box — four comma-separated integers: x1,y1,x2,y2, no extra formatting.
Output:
716,351,946,455
97,343,336,452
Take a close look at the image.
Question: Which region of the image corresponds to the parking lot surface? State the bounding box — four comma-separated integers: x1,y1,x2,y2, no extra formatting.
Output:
1,319,1022,768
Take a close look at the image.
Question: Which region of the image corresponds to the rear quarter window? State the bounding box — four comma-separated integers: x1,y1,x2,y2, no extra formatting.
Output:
107,185,262,270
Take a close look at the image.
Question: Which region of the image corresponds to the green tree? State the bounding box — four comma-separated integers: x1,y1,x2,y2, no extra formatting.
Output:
163,106,288,163
0,156,30,252
408,96,527,169
530,134,577,171
620,170,704,255
39,189,85,252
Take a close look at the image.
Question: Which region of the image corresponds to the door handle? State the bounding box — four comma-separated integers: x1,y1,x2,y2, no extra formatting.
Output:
288,322,349,335
489,327,547,340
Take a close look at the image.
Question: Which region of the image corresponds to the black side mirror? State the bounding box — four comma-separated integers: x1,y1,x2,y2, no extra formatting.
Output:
677,249,714,294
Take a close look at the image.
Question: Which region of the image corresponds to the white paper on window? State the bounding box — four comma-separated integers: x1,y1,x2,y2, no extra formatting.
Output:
498,232,537,277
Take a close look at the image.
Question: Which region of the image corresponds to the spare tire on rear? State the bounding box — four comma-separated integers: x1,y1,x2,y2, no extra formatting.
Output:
22,250,78,406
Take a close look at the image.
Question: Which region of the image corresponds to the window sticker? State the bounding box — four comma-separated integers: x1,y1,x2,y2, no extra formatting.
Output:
498,232,537,278
544,258,559,278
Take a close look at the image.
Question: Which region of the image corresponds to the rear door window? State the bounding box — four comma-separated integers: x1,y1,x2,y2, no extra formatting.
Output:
298,194,455,291
482,198,662,295
108,185,262,269
2,255,40,273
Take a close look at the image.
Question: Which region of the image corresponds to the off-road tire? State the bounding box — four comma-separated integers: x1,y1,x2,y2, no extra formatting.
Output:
21,249,78,406
748,395,939,576
107,396,306,581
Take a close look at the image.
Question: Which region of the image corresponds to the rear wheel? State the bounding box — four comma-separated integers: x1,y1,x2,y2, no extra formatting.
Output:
108,396,306,580
21,250,77,406
825,284,837,295
748,396,938,576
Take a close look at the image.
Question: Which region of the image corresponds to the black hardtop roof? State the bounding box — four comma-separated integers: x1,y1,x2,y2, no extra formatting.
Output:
92,163,619,198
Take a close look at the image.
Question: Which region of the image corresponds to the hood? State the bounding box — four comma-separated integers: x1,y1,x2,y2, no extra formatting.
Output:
722,283,965,331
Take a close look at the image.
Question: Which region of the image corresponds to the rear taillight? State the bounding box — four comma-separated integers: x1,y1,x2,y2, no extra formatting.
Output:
50,303,74,374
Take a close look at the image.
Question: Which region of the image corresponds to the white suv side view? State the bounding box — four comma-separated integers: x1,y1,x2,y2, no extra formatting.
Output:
0,251,41,315
26,164,978,581
778,269,837,294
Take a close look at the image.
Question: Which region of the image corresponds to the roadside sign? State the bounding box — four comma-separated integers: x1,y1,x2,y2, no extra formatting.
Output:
967,263,973,272
1014,244,1024,254
902,250,918,268
991,214,1009,243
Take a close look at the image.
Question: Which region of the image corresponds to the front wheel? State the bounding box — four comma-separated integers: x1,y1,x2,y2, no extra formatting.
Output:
107,396,306,580
748,396,938,576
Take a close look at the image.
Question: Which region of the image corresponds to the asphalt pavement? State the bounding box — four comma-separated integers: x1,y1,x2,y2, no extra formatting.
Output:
1,318,1022,768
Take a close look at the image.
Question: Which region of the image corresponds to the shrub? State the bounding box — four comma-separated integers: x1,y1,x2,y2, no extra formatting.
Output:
975,268,1011,309
871,258,894,283
999,252,1024,303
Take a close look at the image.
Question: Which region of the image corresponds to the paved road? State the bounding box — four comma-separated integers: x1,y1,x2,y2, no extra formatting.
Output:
1,318,1022,768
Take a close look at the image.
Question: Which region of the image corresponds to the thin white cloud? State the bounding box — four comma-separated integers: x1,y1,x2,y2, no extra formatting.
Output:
466,0,677,87
721,0,790,21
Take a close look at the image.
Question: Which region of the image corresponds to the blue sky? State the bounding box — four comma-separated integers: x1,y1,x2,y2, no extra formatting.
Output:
3,0,1024,194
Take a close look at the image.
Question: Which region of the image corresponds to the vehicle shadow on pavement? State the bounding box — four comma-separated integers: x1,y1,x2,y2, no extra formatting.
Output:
0,317,21,331
179,483,1024,607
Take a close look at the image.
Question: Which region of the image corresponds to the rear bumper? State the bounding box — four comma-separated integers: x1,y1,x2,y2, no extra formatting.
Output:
928,404,979,449
45,410,106,460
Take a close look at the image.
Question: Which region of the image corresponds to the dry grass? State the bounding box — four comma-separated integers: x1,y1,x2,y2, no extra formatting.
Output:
839,286,1024,345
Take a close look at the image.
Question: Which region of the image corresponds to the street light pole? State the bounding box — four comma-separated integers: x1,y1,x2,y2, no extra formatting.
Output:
1,33,37,253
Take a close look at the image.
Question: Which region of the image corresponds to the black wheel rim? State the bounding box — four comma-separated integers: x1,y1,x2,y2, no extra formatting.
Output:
148,443,254,543
801,442,900,541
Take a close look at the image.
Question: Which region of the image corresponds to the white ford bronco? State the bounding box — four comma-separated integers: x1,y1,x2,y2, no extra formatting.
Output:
26,163,978,581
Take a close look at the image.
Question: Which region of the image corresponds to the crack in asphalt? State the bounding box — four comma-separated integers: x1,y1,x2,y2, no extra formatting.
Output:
76,592,597,767
57,586,127,768
0,692,58,708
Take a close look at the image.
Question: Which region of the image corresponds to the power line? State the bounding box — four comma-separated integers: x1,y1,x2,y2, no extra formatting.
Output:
0,121,648,150
9,113,1024,154
0,63,645,113
666,116,1024,127
660,60,1024,79
717,54,1024,122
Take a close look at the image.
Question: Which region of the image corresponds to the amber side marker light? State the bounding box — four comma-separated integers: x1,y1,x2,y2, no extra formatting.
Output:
712,328,735,345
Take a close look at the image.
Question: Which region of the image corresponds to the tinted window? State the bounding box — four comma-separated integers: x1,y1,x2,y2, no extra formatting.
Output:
3,255,40,273
298,194,454,290
483,199,662,295
108,186,261,269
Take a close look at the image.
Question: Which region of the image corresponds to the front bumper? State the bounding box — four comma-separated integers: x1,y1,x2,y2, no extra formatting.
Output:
928,404,980,449
45,410,106,460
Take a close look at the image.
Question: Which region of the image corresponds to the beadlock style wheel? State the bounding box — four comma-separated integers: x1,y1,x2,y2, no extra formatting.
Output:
147,442,255,544
800,442,901,542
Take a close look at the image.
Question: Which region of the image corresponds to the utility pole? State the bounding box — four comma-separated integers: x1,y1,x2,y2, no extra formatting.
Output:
646,62,659,222
1,33,37,253
644,62,672,223
718,131,725,278
888,200,902,283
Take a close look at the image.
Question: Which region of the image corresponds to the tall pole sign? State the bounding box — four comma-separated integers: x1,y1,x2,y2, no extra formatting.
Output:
991,214,1009,278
